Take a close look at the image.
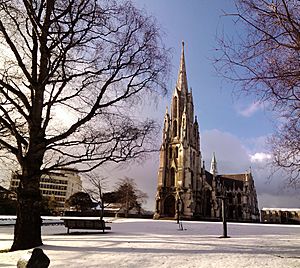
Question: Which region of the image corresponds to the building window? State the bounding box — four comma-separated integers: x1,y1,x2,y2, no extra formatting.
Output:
175,147,179,158
173,96,178,118
227,192,233,204
170,168,175,187
193,152,196,167
237,193,242,204
173,120,177,137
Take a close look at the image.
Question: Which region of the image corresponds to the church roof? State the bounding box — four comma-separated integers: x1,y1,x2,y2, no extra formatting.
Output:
205,170,213,184
218,175,244,190
220,174,249,182
204,171,245,190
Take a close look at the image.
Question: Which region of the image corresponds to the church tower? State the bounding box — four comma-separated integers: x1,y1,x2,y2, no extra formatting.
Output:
154,42,202,219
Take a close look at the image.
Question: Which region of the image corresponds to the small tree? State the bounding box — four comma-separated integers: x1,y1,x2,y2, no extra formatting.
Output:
48,195,59,215
85,172,108,220
114,177,148,217
66,192,94,212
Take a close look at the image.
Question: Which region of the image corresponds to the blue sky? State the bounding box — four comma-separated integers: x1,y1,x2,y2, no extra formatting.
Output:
133,0,274,140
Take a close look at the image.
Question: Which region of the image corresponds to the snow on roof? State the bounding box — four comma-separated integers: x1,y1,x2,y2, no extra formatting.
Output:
262,208,300,212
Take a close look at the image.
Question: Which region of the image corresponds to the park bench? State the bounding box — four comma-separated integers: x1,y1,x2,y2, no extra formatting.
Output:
62,217,111,234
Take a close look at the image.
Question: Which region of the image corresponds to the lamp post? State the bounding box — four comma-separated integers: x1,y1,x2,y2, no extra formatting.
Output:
216,195,230,238
176,181,183,226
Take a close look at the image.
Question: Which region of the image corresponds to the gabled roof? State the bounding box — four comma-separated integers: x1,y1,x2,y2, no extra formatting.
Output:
220,174,248,182
205,170,213,185
218,175,244,190
204,171,246,190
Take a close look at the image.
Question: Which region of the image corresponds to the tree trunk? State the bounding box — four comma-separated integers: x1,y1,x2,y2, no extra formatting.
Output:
11,140,45,251
10,173,43,251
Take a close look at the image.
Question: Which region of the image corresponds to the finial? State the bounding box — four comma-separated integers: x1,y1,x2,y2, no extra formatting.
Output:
182,40,185,48
210,152,218,176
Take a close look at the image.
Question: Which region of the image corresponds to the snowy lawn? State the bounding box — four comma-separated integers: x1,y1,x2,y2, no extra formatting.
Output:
0,218,299,268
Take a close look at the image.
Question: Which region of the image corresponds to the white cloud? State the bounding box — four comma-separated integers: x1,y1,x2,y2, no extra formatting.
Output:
236,101,265,117
202,129,299,209
201,129,250,173
250,152,272,163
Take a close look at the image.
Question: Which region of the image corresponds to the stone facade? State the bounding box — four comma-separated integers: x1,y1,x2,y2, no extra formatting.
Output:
261,208,300,224
154,42,260,222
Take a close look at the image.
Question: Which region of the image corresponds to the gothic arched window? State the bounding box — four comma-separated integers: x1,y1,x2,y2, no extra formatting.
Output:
173,120,177,137
173,96,178,118
227,192,233,204
237,193,242,204
191,171,194,188
170,167,175,187
193,152,196,167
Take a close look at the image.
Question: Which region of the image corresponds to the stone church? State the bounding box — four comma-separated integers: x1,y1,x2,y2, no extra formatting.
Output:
154,42,260,222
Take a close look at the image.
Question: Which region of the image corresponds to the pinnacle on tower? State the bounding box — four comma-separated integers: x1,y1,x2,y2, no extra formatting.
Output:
210,152,218,176
176,41,188,95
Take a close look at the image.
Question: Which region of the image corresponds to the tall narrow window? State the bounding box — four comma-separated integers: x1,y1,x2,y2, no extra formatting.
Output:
237,193,242,204
191,171,194,188
173,96,178,118
170,167,175,187
193,152,196,167
173,120,177,137
175,146,179,158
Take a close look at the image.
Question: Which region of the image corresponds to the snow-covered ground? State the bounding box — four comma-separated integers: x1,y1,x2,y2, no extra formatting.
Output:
1,218,299,268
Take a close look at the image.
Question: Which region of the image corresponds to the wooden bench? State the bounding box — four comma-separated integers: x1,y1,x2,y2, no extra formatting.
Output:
63,218,111,234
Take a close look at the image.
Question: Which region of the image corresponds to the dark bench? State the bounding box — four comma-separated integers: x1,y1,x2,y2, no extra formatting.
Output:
63,218,111,234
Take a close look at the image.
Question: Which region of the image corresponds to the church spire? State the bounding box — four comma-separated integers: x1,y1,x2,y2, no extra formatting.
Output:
176,41,188,95
210,152,218,176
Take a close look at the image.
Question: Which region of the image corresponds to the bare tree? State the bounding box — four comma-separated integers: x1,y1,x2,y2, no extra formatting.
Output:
215,0,300,184
85,172,108,221
0,0,169,250
114,177,148,217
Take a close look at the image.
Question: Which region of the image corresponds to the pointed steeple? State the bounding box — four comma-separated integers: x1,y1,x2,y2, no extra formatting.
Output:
210,152,218,176
176,41,188,95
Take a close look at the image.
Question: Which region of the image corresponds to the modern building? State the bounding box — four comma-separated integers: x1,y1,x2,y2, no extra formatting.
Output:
9,169,82,212
261,208,300,224
154,42,260,222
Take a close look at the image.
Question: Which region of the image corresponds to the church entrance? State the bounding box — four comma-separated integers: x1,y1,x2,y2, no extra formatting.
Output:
164,195,175,217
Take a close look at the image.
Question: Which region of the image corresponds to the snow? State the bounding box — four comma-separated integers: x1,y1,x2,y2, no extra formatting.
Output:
0,218,299,268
